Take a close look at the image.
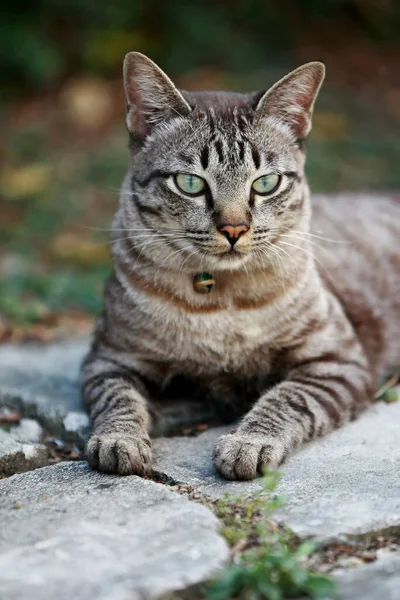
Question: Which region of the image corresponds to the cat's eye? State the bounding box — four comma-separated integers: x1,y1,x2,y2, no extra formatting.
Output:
252,174,281,196
175,173,206,196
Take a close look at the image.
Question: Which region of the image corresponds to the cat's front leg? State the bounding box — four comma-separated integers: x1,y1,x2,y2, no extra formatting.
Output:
81,356,156,476
214,345,372,480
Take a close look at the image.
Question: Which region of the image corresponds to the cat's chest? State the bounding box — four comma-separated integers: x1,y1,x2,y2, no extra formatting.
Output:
156,307,283,376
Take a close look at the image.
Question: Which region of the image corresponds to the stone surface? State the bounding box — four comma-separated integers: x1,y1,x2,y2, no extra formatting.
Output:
0,341,89,444
154,427,263,498
0,462,228,600
2,339,400,597
0,340,217,444
154,399,400,541
9,418,43,443
335,552,400,600
0,428,47,477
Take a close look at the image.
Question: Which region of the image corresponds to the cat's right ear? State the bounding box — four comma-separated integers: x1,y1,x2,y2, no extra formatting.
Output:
123,52,192,140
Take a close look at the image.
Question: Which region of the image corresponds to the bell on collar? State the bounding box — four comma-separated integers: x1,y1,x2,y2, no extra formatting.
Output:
193,272,215,294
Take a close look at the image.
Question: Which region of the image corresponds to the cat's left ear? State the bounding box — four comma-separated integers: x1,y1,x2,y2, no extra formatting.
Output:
255,62,325,139
123,52,192,140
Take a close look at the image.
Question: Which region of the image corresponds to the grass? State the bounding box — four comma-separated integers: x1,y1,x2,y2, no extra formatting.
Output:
205,471,336,600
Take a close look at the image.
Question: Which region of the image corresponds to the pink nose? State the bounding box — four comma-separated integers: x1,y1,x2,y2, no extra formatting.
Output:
218,224,249,245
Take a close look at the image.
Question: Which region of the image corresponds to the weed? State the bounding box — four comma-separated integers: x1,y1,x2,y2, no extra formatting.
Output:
206,471,336,600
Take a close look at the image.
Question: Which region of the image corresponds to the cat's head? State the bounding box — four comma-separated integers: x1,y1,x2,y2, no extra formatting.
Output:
119,52,324,272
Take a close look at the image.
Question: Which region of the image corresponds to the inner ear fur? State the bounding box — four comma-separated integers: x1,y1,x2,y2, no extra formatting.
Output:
255,62,325,139
123,52,192,139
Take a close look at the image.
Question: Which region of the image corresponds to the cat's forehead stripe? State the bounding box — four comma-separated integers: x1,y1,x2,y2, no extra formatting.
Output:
251,146,261,170
200,145,209,169
193,105,266,172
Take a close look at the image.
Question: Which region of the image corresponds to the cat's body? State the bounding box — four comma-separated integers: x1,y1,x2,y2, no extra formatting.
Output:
81,53,400,479
313,194,400,376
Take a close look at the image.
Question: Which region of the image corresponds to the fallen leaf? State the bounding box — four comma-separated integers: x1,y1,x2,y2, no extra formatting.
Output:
0,164,51,199
0,409,21,425
50,233,109,266
61,78,114,130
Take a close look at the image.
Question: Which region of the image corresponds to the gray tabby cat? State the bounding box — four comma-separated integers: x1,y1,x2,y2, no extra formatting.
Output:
81,52,400,480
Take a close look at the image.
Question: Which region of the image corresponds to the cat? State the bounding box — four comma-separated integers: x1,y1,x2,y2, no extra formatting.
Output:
81,51,400,480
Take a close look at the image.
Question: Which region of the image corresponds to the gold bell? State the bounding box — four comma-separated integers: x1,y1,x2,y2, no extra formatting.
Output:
193,272,216,294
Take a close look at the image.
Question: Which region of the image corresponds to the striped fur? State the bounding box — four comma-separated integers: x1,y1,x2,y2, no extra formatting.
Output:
81,53,400,479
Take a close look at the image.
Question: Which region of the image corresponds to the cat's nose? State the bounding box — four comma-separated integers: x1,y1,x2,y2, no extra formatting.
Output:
218,223,249,246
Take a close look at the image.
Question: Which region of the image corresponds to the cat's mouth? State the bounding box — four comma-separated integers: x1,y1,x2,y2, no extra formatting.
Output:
221,248,244,257
205,246,251,269
193,241,251,268
217,246,248,257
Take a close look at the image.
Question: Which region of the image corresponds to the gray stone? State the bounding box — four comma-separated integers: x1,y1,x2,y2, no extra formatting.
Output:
0,341,89,445
335,552,400,600
0,428,47,477
154,399,400,541
0,340,217,445
154,427,263,498
9,418,43,443
0,462,228,600
275,399,400,541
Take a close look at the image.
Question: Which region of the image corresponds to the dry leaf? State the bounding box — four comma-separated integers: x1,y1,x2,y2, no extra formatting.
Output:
0,164,51,199
61,78,113,130
50,233,109,266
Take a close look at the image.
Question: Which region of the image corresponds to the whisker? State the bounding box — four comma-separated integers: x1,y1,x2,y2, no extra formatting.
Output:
256,246,283,288
179,248,199,271
262,243,287,288
105,234,189,248
280,234,329,254
118,237,164,268
159,244,193,267
278,240,335,285
134,228,164,264
257,225,351,245
152,243,195,279
284,230,351,244
266,239,296,266
82,225,187,233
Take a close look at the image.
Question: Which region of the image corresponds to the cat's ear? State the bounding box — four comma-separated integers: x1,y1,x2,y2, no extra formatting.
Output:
255,62,325,139
123,52,192,139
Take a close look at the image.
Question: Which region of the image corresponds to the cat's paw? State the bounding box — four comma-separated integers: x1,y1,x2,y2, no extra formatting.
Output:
213,432,287,480
86,432,152,476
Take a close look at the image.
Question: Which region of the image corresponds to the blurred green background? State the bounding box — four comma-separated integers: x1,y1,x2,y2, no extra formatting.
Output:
1,0,399,339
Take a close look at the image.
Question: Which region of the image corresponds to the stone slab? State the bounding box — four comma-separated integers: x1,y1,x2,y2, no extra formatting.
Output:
9,418,43,443
0,340,217,445
0,428,47,477
154,399,400,541
0,462,228,600
154,427,263,498
0,341,89,444
335,552,400,600
2,339,400,545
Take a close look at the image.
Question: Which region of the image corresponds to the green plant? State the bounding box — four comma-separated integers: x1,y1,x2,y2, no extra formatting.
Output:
207,471,336,600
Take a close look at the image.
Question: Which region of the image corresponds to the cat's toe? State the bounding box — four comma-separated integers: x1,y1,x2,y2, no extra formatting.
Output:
213,432,285,480
86,432,152,476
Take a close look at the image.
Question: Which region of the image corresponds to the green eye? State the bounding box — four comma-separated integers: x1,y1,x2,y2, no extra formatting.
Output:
252,174,281,195
175,173,206,196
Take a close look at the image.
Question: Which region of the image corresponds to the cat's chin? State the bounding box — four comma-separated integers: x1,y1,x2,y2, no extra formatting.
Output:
207,251,252,271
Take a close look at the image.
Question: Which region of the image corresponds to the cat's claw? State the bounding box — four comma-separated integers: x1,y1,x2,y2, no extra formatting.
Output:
86,432,152,476
213,432,286,480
